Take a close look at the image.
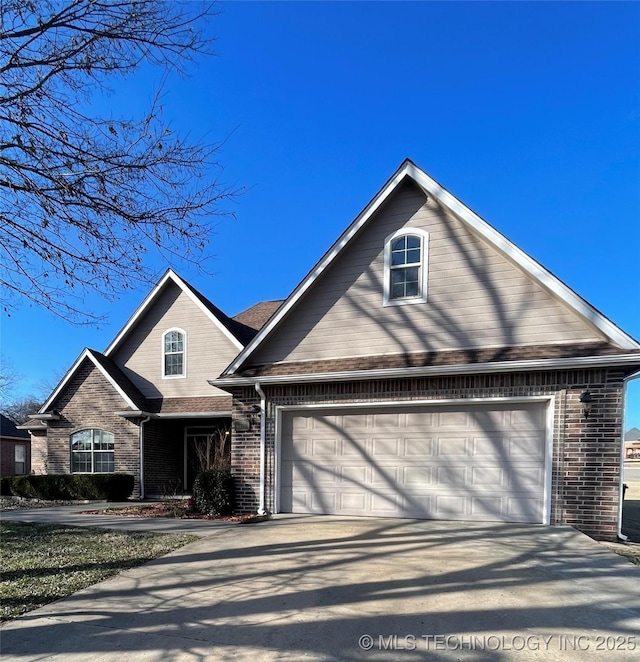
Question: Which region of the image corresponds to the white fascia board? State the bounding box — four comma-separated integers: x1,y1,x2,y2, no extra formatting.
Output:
104,269,243,356
222,162,414,375
40,348,93,413
116,410,231,419
169,271,244,351
41,349,138,412
407,164,640,351
211,353,640,388
223,160,639,376
156,411,232,419
104,270,175,356
115,410,156,418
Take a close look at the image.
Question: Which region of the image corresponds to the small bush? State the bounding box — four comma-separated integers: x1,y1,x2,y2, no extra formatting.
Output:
1,476,14,496
192,469,234,516
6,474,134,501
8,475,35,498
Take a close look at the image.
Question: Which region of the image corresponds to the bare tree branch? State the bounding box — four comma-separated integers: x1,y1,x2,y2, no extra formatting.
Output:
0,0,238,324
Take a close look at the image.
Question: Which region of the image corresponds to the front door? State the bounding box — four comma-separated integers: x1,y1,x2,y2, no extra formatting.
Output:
185,424,231,491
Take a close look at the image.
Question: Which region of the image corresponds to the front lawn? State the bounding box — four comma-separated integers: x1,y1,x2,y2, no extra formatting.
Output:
0,521,197,621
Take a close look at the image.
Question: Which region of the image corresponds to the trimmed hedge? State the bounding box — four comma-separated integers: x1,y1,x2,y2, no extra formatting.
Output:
2,474,134,501
0,476,12,496
193,469,234,516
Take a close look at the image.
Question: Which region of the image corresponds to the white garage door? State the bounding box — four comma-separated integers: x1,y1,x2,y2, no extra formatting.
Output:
280,402,547,523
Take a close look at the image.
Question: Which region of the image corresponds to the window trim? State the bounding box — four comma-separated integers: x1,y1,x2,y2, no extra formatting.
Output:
162,327,187,379
70,429,115,474
383,228,429,306
14,444,26,475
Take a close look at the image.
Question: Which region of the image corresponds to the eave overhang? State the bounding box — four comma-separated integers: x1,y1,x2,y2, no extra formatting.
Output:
115,410,232,419
221,159,640,378
210,353,640,388
27,413,61,420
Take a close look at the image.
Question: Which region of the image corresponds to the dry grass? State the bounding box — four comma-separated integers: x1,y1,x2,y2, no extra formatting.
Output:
0,521,197,621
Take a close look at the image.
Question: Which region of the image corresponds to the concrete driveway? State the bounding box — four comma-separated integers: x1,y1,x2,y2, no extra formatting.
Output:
1,514,639,661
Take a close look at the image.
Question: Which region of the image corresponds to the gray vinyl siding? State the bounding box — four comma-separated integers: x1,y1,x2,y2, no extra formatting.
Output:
111,282,239,399
252,181,605,365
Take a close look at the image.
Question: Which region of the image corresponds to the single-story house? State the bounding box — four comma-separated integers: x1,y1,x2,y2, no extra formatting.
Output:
0,413,31,476
24,160,640,540
625,428,640,459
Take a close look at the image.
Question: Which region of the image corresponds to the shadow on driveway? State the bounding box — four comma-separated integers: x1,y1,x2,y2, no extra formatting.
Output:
1,515,639,661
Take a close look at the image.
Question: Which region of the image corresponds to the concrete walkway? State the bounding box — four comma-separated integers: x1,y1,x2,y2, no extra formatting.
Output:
1,510,640,661
0,501,238,535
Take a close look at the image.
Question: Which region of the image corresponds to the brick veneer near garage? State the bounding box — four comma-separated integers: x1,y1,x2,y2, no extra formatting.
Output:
229,368,627,540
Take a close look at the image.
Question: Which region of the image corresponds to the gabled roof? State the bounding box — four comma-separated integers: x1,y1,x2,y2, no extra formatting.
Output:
0,414,30,439
625,427,640,442
104,269,252,356
39,348,145,413
232,300,284,332
222,159,640,377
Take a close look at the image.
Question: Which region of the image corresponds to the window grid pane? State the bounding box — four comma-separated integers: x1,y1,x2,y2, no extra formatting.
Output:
164,330,185,376
389,234,422,300
391,265,420,299
72,452,92,473
94,452,114,473
165,353,184,376
391,235,421,267
164,331,184,353
71,430,114,473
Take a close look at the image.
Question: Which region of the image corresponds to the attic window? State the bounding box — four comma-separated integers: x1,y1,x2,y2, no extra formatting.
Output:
383,229,429,306
163,328,186,378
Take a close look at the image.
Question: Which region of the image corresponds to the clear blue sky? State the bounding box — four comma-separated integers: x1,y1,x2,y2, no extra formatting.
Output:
2,1,639,426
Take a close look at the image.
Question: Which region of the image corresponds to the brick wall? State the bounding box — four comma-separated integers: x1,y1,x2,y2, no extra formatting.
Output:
143,419,184,496
229,368,628,540
230,388,262,513
29,431,47,474
0,439,30,476
553,371,625,539
45,359,142,496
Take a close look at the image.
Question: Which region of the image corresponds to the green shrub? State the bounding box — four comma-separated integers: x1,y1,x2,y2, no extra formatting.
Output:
6,474,134,500
1,476,14,496
192,469,234,516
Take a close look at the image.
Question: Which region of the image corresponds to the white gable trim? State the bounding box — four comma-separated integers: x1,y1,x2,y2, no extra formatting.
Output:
104,270,243,356
223,160,638,375
406,163,639,351
40,349,138,413
222,164,412,374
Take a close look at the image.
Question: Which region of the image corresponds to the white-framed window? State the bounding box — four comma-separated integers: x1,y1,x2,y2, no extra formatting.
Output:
14,445,26,474
162,328,186,378
71,429,114,473
383,228,429,306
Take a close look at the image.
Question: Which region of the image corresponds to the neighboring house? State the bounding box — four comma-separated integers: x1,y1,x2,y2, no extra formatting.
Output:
625,428,640,459
212,159,640,541
21,270,281,497
0,414,31,476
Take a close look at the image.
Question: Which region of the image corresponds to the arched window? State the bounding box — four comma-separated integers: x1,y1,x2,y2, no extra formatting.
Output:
383,228,429,305
163,328,186,378
71,429,114,473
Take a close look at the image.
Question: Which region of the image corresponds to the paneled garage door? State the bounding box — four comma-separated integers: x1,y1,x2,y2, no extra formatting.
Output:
279,402,548,523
